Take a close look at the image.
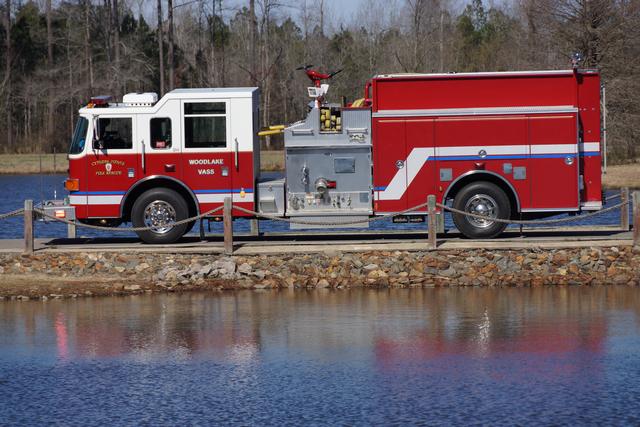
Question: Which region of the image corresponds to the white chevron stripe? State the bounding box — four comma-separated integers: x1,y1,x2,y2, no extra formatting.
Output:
377,142,600,201
378,147,433,200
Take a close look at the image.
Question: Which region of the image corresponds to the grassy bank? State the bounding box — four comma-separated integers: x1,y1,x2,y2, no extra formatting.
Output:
1,153,638,189
260,150,284,171
601,163,640,189
0,153,68,174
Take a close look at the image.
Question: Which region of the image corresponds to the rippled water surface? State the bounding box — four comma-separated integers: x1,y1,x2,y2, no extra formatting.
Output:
2,287,640,425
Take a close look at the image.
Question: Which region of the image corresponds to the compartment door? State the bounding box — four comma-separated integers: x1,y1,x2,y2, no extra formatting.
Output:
406,119,436,212
373,119,407,212
529,114,579,209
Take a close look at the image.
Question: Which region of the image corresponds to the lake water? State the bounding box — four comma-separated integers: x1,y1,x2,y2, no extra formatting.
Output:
0,174,630,240
1,287,640,425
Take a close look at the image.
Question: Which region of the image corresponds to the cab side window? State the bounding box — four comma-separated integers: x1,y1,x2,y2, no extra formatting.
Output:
98,118,132,149
184,102,226,149
150,118,172,149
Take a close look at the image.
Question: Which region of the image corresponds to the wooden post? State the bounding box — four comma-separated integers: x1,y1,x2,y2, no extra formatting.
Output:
199,219,205,240
436,211,445,233
24,200,34,254
620,187,629,231
427,195,437,250
67,222,76,239
633,191,640,248
250,218,260,236
223,197,233,255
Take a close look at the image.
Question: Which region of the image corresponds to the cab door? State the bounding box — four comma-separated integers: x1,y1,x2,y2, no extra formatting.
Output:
139,110,182,179
180,100,232,213
86,115,139,218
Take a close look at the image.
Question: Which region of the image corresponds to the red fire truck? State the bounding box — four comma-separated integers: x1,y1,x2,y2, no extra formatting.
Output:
62,68,602,243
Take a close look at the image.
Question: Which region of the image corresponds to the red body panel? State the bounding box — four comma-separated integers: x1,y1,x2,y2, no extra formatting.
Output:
529,114,579,208
72,150,255,219
406,119,436,211
372,73,578,111
373,119,407,212
372,70,602,214
577,73,602,204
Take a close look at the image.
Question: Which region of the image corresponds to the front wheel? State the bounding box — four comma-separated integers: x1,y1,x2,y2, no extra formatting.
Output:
452,181,511,239
131,188,189,244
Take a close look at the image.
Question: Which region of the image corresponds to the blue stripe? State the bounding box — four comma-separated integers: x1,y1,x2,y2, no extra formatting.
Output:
374,186,387,191
580,152,600,157
72,189,255,195
71,191,126,195
434,154,578,162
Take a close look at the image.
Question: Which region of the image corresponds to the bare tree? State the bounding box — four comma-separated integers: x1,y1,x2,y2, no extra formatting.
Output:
4,0,12,151
85,0,94,98
157,0,165,95
168,0,175,91
113,0,121,96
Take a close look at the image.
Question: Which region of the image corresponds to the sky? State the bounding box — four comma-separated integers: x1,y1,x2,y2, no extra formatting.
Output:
140,0,509,31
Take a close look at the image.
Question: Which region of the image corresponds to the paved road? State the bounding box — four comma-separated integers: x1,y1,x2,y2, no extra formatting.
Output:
0,226,633,255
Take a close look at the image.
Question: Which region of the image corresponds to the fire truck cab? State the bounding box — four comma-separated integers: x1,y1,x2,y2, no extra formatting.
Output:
66,88,260,243
64,68,603,244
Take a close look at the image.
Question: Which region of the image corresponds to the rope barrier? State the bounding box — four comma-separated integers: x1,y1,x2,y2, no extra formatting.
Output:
33,205,224,232
437,200,627,225
0,208,24,220
3,191,630,231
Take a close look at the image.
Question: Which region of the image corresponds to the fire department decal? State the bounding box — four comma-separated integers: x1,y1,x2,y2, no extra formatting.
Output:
92,159,125,176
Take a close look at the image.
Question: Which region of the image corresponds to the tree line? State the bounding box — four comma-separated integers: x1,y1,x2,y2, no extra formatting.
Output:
0,0,638,162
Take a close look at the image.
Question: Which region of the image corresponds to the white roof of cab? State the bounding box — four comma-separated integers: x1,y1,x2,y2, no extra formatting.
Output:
168,87,259,98
79,87,259,114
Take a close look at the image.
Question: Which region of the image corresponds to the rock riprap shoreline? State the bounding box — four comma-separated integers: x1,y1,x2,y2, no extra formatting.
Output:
0,247,638,299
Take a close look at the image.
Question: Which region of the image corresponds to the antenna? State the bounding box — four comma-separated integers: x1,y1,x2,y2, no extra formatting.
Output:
53,146,57,200
39,152,44,206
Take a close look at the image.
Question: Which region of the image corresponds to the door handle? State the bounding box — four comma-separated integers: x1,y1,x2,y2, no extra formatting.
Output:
164,164,176,172
141,140,146,173
234,138,239,171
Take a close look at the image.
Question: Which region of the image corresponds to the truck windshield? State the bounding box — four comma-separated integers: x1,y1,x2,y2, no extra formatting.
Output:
69,117,89,154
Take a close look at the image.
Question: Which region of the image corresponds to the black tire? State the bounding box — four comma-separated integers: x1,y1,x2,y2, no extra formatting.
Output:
131,188,189,244
452,181,511,239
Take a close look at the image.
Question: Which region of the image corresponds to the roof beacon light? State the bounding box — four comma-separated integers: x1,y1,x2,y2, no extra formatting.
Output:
88,95,112,108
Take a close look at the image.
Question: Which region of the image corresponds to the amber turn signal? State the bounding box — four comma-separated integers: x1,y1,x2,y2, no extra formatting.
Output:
64,178,79,192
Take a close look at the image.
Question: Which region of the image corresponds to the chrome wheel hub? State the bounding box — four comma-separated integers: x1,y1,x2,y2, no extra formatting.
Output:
143,200,176,234
465,194,498,229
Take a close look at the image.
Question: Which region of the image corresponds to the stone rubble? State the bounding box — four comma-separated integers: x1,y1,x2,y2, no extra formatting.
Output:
0,246,638,300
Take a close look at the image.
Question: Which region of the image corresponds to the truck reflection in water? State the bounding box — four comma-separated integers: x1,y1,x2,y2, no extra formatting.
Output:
6,287,634,366
3,287,640,425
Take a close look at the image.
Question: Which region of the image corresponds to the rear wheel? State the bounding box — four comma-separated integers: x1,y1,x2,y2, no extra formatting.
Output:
131,188,189,244
452,181,511,239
